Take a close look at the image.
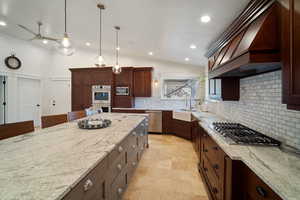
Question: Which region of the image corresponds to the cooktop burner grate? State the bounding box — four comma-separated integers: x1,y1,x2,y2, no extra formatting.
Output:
212,122,281,146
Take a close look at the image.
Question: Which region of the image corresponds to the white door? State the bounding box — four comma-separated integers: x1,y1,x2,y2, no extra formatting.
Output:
49,80,71,114
18,78,41,127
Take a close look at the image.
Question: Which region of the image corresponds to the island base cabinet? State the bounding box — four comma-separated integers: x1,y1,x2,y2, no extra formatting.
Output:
62,119,149,200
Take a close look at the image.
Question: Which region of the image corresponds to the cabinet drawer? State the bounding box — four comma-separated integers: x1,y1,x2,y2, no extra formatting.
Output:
202,134,224,179
109,135,131,165
63,157,108,200
201,156,222,200
243,166,282,200
110,171,128,200
109,150,127,183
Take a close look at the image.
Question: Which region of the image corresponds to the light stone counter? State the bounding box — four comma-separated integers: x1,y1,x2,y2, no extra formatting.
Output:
192,111,300,200
0,113,147,200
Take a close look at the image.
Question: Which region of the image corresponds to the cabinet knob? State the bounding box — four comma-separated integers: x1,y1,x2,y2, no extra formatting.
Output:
213,164,219,170
141,124,144,127
203,149,208,153
132,131,136,136
117,187,123,195
212,187,218,194
117,164,122,171
132,162,136,166
83,179,93,192
118,146,123,153
213,146,218,151
256,186,267,197
204,167,208,172
132,145,136,149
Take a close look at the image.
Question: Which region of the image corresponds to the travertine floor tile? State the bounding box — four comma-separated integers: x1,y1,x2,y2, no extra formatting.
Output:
123,134,209,200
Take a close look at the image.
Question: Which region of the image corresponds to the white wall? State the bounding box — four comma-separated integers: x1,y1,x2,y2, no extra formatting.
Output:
45,48,205,112
0,33,53,123
0,32,206,119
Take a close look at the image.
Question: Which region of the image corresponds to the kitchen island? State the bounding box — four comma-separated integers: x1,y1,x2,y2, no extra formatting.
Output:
0,113,149,200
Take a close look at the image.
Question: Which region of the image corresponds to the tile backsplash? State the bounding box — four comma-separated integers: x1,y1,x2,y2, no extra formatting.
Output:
206,70,300,150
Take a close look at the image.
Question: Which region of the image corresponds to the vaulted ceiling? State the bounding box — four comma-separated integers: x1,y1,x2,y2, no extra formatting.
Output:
0,0,249,66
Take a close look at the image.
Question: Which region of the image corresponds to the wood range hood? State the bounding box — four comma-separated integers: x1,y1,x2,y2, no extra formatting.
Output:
206,0,281,79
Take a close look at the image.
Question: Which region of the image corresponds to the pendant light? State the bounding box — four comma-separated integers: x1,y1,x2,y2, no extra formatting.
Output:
57,0,74,56
95,3,105,67
113,26,121,74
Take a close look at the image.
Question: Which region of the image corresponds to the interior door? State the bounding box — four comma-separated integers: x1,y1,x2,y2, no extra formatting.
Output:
50,80,71,114
18,78,41,127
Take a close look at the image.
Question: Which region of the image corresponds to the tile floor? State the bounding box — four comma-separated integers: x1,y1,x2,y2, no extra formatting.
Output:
123,134,209,200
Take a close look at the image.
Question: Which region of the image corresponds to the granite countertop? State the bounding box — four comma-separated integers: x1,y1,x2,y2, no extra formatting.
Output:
0,113,147,200
192,111,300,200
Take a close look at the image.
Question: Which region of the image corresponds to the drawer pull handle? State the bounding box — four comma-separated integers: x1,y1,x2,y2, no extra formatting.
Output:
212,187,218,194
203,167,208,172
118,146,123,153
117,164,122,171
83,179,93,192
117,187,123,195
132,162,136,166
213,164,219,169
132,145,136,149
256,186,267,197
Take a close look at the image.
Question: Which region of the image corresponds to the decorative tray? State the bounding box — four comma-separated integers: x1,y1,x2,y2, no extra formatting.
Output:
77,118,112,129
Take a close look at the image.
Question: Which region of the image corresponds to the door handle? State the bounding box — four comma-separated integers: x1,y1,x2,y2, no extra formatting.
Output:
36,104,40,107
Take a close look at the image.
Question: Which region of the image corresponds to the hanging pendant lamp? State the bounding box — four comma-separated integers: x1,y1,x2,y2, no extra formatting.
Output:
112,26,121,74
57,0,75,56
95,3,105,67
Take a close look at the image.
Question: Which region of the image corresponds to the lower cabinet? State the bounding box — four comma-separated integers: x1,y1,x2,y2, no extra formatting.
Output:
62,118,149,200
172,119,193,140
196,123,283,200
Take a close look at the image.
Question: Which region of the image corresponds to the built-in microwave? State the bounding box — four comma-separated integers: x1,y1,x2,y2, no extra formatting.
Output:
116,86,130,96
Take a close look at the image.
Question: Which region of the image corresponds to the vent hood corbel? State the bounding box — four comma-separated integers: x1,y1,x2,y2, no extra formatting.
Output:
206,0,281,79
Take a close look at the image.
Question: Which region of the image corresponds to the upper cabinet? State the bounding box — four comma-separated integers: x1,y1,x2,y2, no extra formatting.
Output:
280,0,300,110
206,0,281,79
133,67,153,97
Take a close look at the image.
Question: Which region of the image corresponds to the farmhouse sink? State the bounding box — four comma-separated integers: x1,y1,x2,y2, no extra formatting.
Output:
172,110,196,122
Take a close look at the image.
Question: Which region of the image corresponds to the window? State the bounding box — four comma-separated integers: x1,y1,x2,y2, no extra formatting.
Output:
161,78,198,100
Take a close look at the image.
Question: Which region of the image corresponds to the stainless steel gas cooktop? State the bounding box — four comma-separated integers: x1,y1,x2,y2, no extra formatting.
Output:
212,122,281,146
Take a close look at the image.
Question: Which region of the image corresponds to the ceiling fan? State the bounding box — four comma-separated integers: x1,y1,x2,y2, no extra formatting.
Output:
18,22,59,43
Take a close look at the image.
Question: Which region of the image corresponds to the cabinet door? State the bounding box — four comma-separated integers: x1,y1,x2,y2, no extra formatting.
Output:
133,69,152,97
281,0,300,110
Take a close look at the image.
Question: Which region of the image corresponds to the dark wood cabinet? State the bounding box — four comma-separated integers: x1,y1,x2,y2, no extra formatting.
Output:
133,68,153,97
113,67,134,108
209,78,240,101
196,124,283,200
172,119,193,140
280,0,300,110
162,111,173,134
70,68,114,111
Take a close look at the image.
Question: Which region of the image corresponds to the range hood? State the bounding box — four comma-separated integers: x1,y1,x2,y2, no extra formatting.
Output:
207,1,281,79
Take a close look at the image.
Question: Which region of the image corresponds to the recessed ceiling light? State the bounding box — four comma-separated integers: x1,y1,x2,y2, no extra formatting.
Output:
201,15,211,23
185,57,190,61
85,42,91,46
42,39,48,44
0,20,7,26
148,52,153,56
190,44,197,49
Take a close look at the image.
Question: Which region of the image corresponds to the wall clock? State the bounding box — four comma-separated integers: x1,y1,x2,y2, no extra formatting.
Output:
5,54,22,70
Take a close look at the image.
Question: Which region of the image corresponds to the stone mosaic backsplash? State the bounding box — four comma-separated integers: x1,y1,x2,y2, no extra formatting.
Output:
206,70,300,150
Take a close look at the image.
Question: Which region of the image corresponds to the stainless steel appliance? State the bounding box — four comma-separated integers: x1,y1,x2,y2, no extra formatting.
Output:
145,110,162,133
116,86,129,96
92,85,111,112
212,122,281,146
